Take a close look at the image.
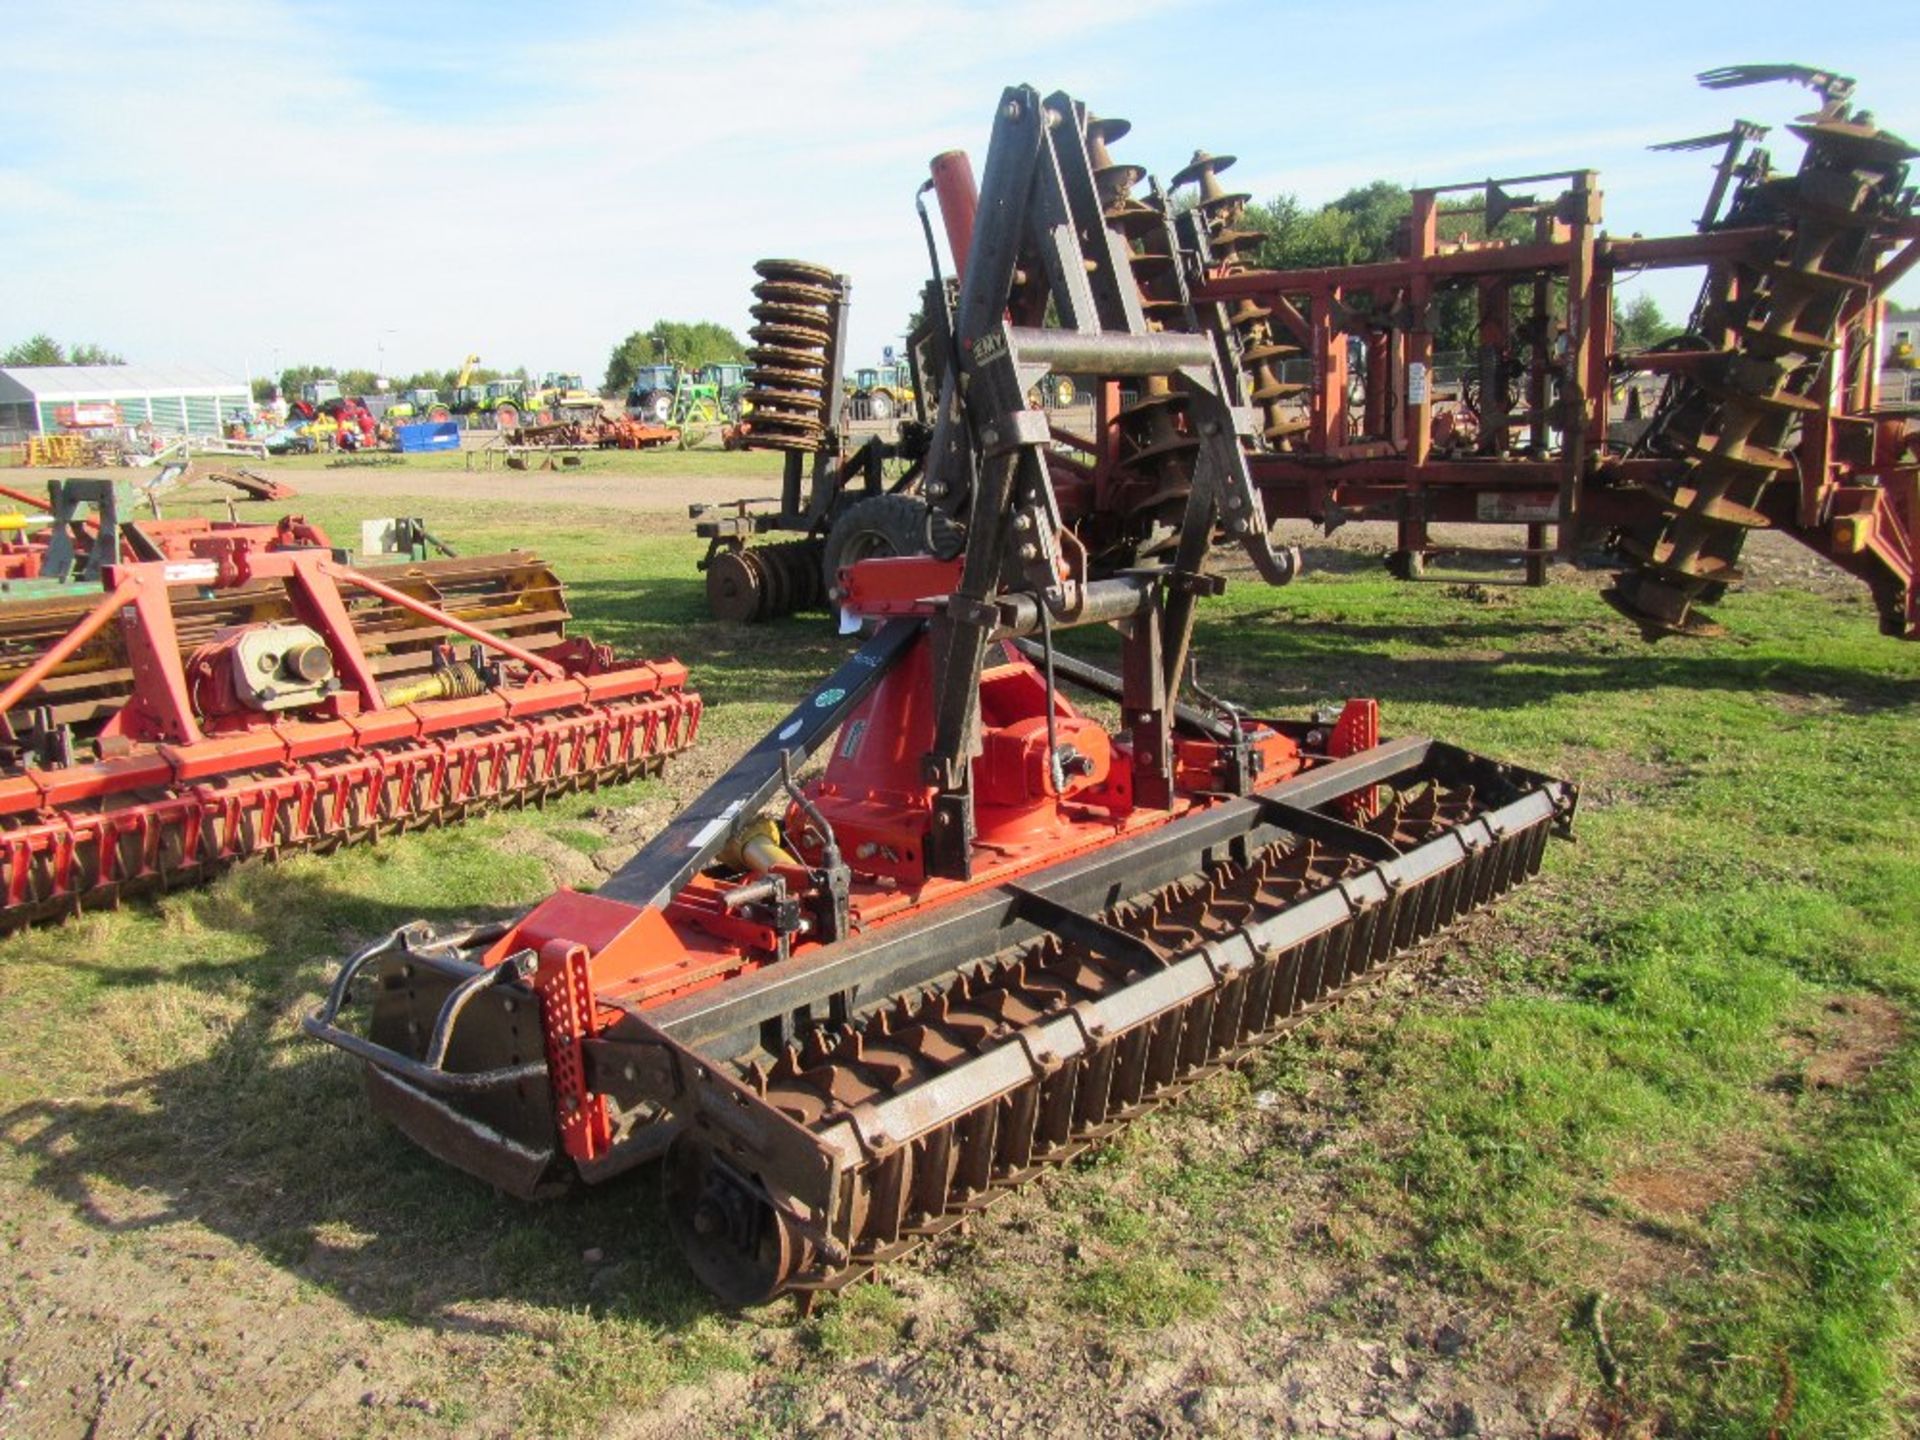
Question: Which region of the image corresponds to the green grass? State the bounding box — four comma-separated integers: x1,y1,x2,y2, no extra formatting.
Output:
0,491,1913,1435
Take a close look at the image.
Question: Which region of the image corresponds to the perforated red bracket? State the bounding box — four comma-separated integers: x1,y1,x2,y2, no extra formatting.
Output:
536,940,613,1163
1329,698,1382,822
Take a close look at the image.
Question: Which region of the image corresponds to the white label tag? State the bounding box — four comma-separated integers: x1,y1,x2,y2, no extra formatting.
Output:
1407,362,1429,405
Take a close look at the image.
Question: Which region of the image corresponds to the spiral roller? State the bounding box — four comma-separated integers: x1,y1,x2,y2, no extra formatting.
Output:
1608,105,1916,636
1172,150,1308,447
742,258,843,454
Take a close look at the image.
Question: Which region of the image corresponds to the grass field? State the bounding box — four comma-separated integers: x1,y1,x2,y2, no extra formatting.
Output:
0,484,1913,1438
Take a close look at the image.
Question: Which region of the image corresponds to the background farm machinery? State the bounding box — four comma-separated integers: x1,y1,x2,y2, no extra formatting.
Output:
700,66,1918,640
1186,64,1918,638
309,82,1577,1307
693,262,937,621
0,500,701,930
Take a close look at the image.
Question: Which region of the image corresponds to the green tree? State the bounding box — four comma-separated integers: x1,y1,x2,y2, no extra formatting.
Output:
1613,293,1674,351
3,335,124,367
604,321,746,394
67,342,125,366
277,363,336,399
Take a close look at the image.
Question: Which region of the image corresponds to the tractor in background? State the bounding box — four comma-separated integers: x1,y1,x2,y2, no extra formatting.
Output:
845,361,915,421
386,387,452,422
626,365,730,447
452,377,531,430
533,372,602,422
697,362,751,417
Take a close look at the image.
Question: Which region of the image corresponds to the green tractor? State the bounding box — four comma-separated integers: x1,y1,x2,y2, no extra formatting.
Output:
697,362,751,417
386,387,452,423
626,364,730,447
452,378,531,430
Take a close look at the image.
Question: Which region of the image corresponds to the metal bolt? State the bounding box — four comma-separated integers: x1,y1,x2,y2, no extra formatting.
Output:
1014,512,1033,531
622,1063,637,1082
1019,543,1038,561
1201,421,1220,436
1230,517,1249,533
982,427,1000,447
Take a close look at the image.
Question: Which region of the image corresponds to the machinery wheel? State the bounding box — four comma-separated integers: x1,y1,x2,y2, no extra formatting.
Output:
494,403,520,430
822,494,930,598
1051,376,1076,407
644,391,672,425
706,547,765,622
866,390,896,422
664,1134,802,1307
1386,550,1425,581
428,405,451,422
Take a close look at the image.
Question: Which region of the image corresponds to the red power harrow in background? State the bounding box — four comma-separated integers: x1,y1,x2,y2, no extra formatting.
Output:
309,84,1575,1306
0,531,700,929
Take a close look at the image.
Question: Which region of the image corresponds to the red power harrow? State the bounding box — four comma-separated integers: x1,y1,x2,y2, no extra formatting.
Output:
0,530,700,930
308,85,1574,1306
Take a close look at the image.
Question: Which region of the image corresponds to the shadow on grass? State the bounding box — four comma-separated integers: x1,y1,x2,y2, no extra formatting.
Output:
0,867,720,1337
561,564,1917,722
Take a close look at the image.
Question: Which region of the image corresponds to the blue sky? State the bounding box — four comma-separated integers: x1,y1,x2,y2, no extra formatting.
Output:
3,0,1916,387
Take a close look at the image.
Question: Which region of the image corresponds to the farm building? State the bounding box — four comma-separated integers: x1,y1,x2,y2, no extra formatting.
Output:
0,362,252,442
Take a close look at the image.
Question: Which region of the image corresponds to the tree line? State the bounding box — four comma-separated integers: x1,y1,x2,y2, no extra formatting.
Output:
250,362,525,405
2,334,126,367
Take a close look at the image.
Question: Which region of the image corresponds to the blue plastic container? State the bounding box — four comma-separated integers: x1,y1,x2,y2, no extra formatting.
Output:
394,421,461,453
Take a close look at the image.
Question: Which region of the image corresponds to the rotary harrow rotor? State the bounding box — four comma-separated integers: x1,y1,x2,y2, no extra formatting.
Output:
309,84,1573,1307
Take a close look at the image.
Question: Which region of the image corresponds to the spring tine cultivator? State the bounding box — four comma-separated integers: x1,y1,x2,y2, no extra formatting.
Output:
308,86,1574,1305
0,533,699,929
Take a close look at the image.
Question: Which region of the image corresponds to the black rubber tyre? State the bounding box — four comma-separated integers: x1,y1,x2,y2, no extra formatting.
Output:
866,390,896,421
821,494,930,597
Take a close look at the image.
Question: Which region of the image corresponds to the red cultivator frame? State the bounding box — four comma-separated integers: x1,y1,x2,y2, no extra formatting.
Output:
0,538,699,928
1177,65,1918,637
310,84,1574,1306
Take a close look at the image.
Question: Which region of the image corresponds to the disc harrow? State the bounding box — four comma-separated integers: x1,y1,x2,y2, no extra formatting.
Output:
703,538,827,623
1608,85,1917,635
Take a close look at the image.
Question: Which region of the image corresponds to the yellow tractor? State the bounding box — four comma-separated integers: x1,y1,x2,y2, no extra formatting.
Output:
848,361,915,421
